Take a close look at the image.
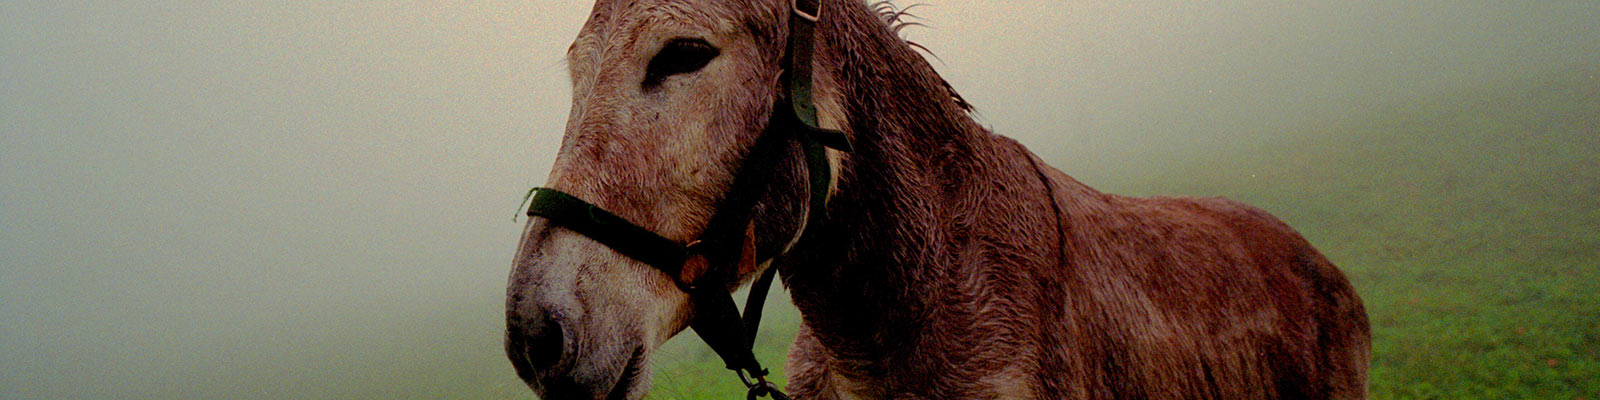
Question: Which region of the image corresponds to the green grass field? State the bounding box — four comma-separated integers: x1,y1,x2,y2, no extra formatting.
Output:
644,68,1600,399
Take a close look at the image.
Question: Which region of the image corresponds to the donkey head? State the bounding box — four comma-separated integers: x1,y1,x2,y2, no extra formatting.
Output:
505,1,831,398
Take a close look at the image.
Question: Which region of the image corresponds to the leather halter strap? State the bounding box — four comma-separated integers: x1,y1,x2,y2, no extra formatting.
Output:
523,2,842,398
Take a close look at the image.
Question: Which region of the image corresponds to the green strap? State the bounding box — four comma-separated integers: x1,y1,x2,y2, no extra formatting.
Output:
806,126,853,152
690,282,762,373
523,187,763,374
524,188,689,276
789,0,851,154
741,263,780,344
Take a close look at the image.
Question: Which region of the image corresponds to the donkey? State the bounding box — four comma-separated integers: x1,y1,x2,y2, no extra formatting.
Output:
505,0,1371,399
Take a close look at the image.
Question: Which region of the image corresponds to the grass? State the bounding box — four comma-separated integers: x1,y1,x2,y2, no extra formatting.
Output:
647,288,805,399
643,67,1600,399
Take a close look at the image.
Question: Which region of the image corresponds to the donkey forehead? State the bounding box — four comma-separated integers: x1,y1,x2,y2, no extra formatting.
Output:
568,2,748,88
571,0,782,54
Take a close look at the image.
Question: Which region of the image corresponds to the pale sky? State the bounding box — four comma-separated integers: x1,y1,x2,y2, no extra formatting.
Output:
3,1,1597,398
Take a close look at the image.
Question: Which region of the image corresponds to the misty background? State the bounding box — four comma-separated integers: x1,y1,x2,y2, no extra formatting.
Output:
3,1,1597,399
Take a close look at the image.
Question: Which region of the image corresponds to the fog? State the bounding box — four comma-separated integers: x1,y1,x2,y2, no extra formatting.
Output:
2,1,1596,398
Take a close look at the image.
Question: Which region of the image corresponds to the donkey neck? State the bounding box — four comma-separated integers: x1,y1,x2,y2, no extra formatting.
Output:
778,0,1017,369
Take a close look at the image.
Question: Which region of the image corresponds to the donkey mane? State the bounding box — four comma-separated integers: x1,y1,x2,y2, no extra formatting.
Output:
816,0,985,140
865,1,974,111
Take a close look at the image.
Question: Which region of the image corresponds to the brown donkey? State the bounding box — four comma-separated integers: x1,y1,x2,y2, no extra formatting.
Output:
506,1,1371,399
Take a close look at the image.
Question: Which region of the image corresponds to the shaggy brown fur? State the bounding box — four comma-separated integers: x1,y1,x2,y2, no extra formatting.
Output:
507,0,1369,398
768,1,1371,399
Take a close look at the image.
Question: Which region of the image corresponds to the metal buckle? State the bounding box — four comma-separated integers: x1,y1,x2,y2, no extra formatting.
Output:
740,369,790,400
678,240,706,290
746,380,788,400
737,367,764,388
792,0,820,23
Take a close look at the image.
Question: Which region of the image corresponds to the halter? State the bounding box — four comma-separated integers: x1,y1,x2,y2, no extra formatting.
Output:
521,1,846,398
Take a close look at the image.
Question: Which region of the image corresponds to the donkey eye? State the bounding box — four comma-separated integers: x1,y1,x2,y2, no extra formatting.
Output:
643,38,720,89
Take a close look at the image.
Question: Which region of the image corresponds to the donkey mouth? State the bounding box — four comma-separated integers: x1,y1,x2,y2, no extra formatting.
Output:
518,344,647,400
604,347,646,400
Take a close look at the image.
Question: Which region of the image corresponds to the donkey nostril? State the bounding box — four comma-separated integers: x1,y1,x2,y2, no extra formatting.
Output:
508,311,568,380
521,314,566,371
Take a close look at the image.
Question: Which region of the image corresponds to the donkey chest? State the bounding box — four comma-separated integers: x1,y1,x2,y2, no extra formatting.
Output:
808,367,1036,400
788,327,1038,399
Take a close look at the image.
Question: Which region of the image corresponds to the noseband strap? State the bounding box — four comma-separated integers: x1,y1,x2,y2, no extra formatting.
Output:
523,2,842,398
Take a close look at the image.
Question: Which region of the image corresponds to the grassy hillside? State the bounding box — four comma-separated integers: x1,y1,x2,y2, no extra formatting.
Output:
643,69,1600,399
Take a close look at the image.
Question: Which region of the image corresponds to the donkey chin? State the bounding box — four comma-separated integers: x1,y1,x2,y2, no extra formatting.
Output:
507,340,648,400
506,229,692,400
